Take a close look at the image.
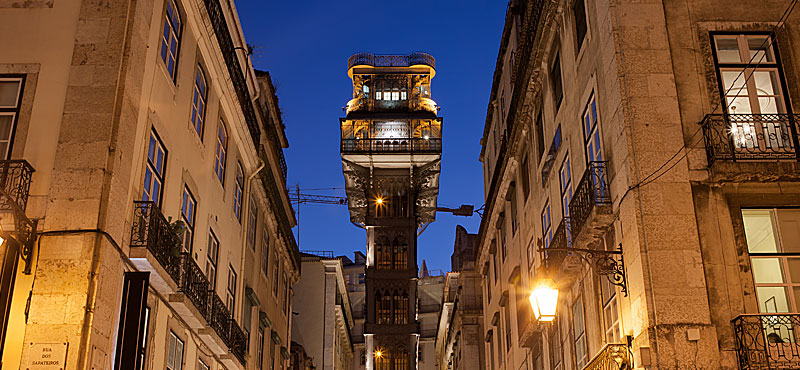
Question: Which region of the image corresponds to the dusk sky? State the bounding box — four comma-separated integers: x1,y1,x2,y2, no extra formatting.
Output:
237,1,506,272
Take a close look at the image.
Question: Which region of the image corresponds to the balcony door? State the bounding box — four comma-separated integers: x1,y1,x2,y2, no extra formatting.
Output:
712,33,792,152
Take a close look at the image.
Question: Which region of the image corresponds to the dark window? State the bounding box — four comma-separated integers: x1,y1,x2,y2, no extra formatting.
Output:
247,197,258,250
234,163,244,221
573,0,587,51
261,226,270,277
551,53,563,111
535,111,545,162
142,130,166,206
0,76,25,159
206,231,219,289
214,122,227,183
167,331,184,370
113,272,149,370
521,154,530,200
227,265,237,313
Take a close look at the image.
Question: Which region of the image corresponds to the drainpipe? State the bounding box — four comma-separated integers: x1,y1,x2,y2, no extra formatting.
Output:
238,159,265,322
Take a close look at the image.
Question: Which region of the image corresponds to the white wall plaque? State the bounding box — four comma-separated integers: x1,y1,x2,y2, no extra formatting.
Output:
26,342,68,370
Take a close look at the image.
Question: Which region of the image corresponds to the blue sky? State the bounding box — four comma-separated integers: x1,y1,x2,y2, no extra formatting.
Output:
237,1,506,272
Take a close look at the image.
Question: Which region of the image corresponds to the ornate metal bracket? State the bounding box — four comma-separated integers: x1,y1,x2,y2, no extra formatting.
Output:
0,160,37,274
539,243,628,296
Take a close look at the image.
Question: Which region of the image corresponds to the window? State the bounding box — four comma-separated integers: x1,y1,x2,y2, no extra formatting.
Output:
742,208,800,313
214,122,227,183
273,251,280,296
560,155,573,217
198,360,209,370
375,348,389,370
493,249,500,284
0,77,23,159
521,154,531,200
358,273,365,284
257,329,265,369
281,271,289,314
159,0,181,80
551,53,563,111
500,221,508,259
542,201,552,248
393,244,407,269
262,226,270,277
180,187,196,254
535,111,545,162
573,0,587,51
583,94,603,163
142,130,166,206
190,66,207,138
510,188,519,235
549,324,562,370
167,331,184,370
248,198,258,250
394,348,409,370
270,341,276,370
234,163,244,221
138,307,150,370
573,295,588,368
393,291,409,324
113,272,150,370
601,275,621,343
206,231,219,289
360,350,366,365
496,320,503,366
504,307,512,353
227,265,237,313
377,291,392,324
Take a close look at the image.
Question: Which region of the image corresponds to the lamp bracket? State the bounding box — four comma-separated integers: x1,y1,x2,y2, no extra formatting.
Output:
0,186,38,275
538,244,628,296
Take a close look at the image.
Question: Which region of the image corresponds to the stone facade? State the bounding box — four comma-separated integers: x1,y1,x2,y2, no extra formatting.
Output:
479,0,800,370
0,1,299,370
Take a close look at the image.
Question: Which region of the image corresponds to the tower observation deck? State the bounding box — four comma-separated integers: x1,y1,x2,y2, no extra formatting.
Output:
340,52,442,370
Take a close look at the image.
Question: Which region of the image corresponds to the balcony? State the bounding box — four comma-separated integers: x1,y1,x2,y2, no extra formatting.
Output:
0,160,34,214
341,138,442,154
582,343,631,370
130,201,247,366
345,96,438,115
732,313,800,370
347,52,435,70
568,162,612,246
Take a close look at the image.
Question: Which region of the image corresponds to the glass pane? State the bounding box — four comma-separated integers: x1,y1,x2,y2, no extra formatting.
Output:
751,258,785,283
743,209,780,253
0,80,21,107
722,71,748,94
778,209,800,252
727,96,752,114
0,115,14,140
754,71,778,95
716,37,741,63
748,36,774,63
758,97,781,114
788,258,800,284
756,286,790,313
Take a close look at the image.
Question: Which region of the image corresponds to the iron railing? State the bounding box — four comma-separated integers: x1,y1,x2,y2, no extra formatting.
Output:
300,250,334,258
546,217,570,267
209,293,232,344
179,254,212,320
0,160,34,214
347,52,435,70
700,114,800,164
733,313,800,369
229,319,248,363
582,343,631,370
131,201,184,284
202,0,259,150
568,161,611,237
341,138,442,153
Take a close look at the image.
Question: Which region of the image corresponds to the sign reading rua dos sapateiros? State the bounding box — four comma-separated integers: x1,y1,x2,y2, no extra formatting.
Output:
26,342,68,370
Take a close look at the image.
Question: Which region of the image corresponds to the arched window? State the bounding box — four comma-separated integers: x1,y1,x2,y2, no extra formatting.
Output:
393,235,408,270
392,290,402,324
399,291,408,324
394,348,409,370
377,291,392,324
375,349,389,370
375,238,392,270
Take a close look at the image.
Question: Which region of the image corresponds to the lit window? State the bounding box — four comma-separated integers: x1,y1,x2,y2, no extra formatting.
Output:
167,331,184,370
190,66,207,138
0,77,24,159
234,163,244,221
376,91,382,100
206,231,219,289
573,296,588,368
180,187,196,254
159,0,181,80
541,201,552,248
227,265,237,313
214,123,227,183
583,94,603,163
142,130,166,206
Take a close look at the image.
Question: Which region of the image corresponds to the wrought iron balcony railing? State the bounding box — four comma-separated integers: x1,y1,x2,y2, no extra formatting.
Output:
582,343,631,370
341,138,442,154
348,52,435,70
0,160,34,214
700,114,800,164
209,293,232,343
229,319,248,363
179,254,212,320
733,313,800,370
545,217,571,267
131,201,184,284
568,161,611,238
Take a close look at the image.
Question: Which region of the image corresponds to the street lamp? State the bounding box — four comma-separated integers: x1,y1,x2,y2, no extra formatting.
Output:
374,350,383,358
529,278,558,322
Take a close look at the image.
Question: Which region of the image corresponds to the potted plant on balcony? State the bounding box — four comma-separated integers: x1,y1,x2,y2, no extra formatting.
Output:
167,218,185,258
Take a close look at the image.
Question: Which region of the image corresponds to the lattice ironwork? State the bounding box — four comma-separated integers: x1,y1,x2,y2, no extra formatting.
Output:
543,242,627,296
348,52,435,70
202,0,260,151
229,319,248,363
733,313,800,370
583,343,631,370
341,138,442,154
569,161,611,238
209,293,232,343
700,114,800,164
178,253,211,319
0,160,37,273
131,201,183,284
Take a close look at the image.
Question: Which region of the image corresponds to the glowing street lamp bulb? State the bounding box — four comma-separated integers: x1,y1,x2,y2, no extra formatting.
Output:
424,135,430,140
376,197,384,205
529,279,559,322
375,350,383,358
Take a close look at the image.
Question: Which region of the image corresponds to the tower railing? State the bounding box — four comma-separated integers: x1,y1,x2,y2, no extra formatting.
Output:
341,138,442,153
348,52,435,69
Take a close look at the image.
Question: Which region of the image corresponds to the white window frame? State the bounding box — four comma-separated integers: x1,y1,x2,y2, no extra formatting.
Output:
167,331,184,370
142,129,166,206
180,187,196,255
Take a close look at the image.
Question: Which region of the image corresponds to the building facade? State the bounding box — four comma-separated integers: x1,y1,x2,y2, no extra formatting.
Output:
0,1,299,370
339,52,442,370
292,252,354,370
479,0,800,370
435,226,484,370
417,266,444,370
